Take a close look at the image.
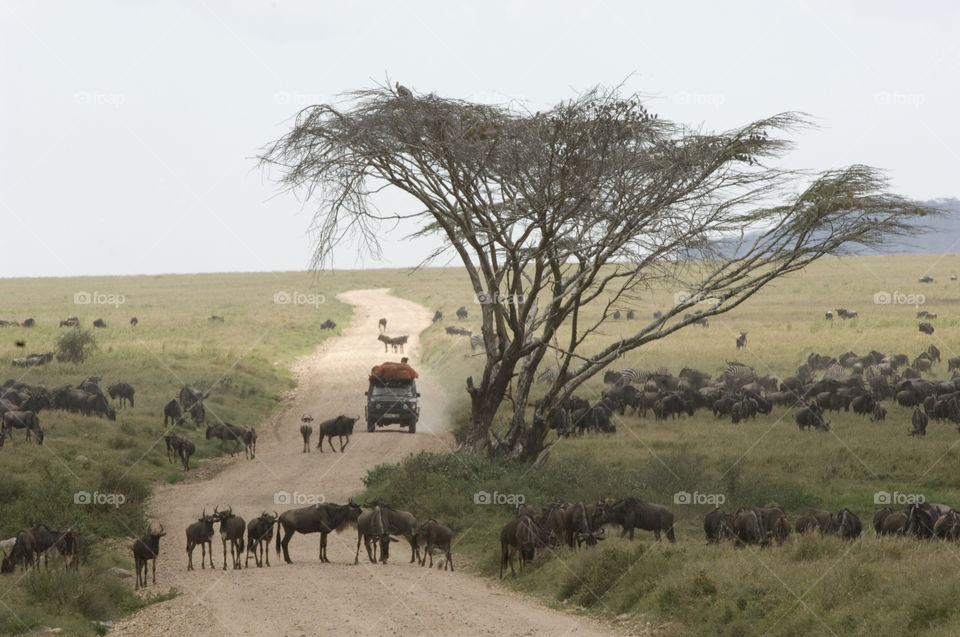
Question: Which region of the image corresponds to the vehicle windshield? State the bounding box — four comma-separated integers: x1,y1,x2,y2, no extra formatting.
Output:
370,383,414,397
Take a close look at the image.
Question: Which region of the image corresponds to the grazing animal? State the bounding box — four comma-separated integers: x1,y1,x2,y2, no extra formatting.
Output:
245,512,279,567
598,498,675,542
275,501,363,564
377,333,408,353
177,438,196,470
321,319,336,329
1,410,43,443
432,310,442,322
499,515,548,578
703,508,736,543
178,384,209,410
378,317,387,332
185,510,217,570
933,510,960,540
130,317,138,326
107,382,135,408
626,310,635,320
163,399,183,426
919,275,934,283
455,306,468,320
565,501,605,548
92,318,106,328
354,505,395,564
205,422,249,456
416,520,454,570
825,311,833,320
836,509,862,540
316,415,358,452
299,416,313,452
132,523,165,590
209,315,224,321
919,322,935,335
735,332,747,350
880,512,907,535
215,506,246,570
21,318,35,327
59,316,79,327
189,401,206,427
1,530,37,573
795,404,830,431
796,509,835,535
732,509,767,547
873,507,893,536
909,406,928,437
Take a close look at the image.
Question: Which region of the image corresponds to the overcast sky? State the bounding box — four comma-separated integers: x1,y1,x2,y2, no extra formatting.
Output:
2,0,957,278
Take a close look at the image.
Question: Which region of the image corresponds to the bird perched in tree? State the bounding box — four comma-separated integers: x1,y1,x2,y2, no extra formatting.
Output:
395,82,412,98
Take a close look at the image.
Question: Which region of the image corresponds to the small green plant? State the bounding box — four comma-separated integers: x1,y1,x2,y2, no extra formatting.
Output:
56,328,98,363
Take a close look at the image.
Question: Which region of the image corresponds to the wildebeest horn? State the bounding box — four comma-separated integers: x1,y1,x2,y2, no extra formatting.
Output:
225,505,232,516
272,511,278,521
213,505,219,516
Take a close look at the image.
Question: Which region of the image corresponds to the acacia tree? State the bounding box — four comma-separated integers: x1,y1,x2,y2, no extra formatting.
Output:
261,84,935,460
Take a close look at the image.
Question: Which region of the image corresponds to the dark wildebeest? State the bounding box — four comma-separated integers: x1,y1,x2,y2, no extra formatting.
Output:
132,523,165,590
299,416,313,452
539,501,568,547
499,515,548,578
904,502,950,539
1,410,43,444
933,510,960,540
417,520,454,570
732,509,767,547
565,501,605,548
836,509,862,540
215,506,245,570
178,438,196,470
189,402,206,428
59,316,79,327
209,315,224,322
92,318,106,328
163,399,183,427
378,317,387,332
377,334,408,353
598,498,675,542
130,317,138,326
320,319,336,329
31,524,74,569
1,530,37,573
178,385,208,410
456,306,468,320
909,406,928,436
107,382,135,408
880,512,907,535
316,415,359,453
185,509,218,570
206,422,248,455
245,512,279,568
736,332,747,350
795,404,830,431
275,501,363,564
872,403,887,422
703,508,735,543
355,505,395,565
795,509,835,535
873,507,893,536
756,507,790,545
241,427,257,459
432,310,442,322
919,322,935,335
21,318,35,327
365,504,420,564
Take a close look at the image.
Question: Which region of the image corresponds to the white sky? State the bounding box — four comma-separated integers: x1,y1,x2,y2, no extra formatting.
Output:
1,0,958,278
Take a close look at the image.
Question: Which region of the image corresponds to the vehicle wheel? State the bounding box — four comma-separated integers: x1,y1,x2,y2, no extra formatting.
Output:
408,420,416,434
367,420,375,433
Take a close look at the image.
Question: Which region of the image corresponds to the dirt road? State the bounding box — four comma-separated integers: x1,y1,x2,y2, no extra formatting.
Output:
113,289,621,637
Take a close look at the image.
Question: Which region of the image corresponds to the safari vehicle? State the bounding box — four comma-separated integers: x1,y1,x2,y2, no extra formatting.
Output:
365,361,420,433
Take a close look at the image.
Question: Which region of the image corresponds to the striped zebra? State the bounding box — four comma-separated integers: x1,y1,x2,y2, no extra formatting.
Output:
469,334,484,351
721,361,756,387
604,367,665,386
536,365,560,385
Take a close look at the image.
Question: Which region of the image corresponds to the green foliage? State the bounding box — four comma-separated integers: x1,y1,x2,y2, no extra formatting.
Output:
56,328,98,363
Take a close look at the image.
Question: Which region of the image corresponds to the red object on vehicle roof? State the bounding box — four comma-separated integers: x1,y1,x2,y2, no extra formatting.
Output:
370,361,419,381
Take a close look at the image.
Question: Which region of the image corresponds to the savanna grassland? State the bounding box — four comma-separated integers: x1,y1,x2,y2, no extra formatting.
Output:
3,254,960,636
363,253,960,637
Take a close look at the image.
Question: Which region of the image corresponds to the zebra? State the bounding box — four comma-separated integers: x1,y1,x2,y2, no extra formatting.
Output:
604,368,660,386
536,366,560,385
721,362,756,387
469,335,483,351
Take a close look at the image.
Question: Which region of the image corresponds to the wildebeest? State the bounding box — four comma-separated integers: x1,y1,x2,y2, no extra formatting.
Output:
933,510,960,540
736,332,747,350
360,504,419,564
565,501,605,548
92,318,106,328
177,438,196,470
245,511,279,568
909,406,928,436
880,511,907,535
795,509,835,535
205,422,249,456
873,507,893,536
59,316,79,327
1,410,43,444
132,523,165,590
130,317,138,326
377,334,408,353
209,315,224,322
355,505,395,564
835,509,862,540
163,399,183,426
755,507,790,545
919,322,935,335
444,325,471,336
316,415,358,453
626,310,635,320
597,498,675,542
32,525,81,569
1,530,36,573
417,519,454,570
456,306,468,320
189,401,206,427
320,319,336,330
795,404,830,431
178,384,209,410
732,509,766,547
215,506,246,570
432,310,442,322
919,275,934,283
825,311,833,320
703,507,735,543
299,416,313,452
107,382,135,408
499,515,548,578
275,501,363,564
21,318,34,327
378,317,387,332
185,510,217,570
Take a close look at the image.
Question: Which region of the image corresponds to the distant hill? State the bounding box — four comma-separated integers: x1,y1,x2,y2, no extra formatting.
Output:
709,197,960,257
